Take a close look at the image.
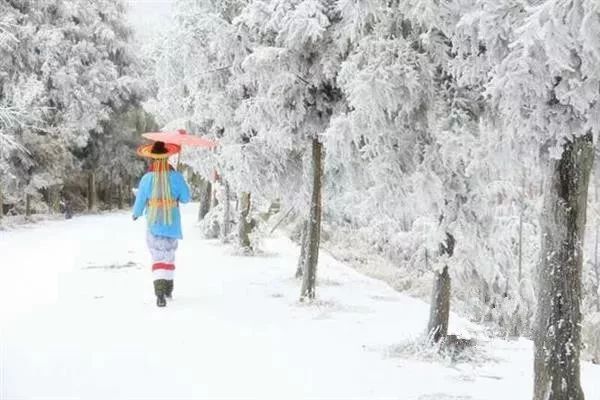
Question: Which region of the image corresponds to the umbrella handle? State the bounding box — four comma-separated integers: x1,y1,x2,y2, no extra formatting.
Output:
176,149,182,171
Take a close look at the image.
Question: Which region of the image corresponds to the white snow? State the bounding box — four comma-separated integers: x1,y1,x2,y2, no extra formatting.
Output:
1,204,599,400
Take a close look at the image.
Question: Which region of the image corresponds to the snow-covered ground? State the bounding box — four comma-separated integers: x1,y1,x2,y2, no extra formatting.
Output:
1,204,599,400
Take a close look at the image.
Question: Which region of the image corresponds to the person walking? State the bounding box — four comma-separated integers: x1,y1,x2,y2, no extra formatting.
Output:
132,141,191,307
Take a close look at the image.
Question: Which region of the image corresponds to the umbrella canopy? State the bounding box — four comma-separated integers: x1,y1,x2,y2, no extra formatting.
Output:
142,129,217,148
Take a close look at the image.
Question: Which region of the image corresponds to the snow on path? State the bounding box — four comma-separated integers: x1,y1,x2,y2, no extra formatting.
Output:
1,204,599,400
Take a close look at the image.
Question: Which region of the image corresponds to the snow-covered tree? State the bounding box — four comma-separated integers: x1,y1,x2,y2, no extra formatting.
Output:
143,2,600,383
324,0,488,343
147,0,258,247
0,0,144,215
234,0,347,299
471,0,600,398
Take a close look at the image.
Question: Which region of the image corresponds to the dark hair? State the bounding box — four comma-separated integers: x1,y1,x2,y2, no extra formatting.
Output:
151,141,168,154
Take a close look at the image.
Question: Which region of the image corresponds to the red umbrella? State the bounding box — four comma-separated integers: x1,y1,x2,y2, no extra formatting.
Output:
141,129,217,170
142,129,217,148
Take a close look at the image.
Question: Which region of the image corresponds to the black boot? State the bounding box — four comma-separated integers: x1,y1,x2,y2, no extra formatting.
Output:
154,279,167,307
165,280,174,299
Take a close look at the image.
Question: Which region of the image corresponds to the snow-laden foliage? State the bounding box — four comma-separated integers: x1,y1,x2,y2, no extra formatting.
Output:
232,0,346,211
488,0,600,149
0,107,28,180
150,0,346,211
144,0,600,352
148,0,254,193
318,0,538,335
0,0,145,213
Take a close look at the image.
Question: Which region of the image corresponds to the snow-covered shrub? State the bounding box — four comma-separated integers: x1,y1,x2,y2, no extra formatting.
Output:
387,334,482,366
198,204,223,239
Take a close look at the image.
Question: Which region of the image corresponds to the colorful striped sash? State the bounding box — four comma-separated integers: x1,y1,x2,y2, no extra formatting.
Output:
148,198,178,208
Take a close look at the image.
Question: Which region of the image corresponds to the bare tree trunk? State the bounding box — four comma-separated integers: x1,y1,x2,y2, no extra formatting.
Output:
220,180,231,242
427,232,455,343
518,171,526,282
0,185,4,220
296,220,309,278
127,181,132,206
117,184,123,210
300,138,323,301
534,133,593,400
594,182,600,313
269,207,294,234
25,193,32,218
49,185,60,213
198,180,212,221
238,191,252,250
518,209,523,282
106,182,114,210
87,171,97,212
594,225,600,313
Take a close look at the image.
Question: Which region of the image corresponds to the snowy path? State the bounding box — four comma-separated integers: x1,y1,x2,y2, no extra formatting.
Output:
1,204,599,400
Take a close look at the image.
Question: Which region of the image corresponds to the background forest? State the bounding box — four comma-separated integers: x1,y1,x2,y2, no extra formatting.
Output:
2,1,600,398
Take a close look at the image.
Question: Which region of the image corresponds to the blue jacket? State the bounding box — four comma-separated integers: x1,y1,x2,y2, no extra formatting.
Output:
132,170,191,239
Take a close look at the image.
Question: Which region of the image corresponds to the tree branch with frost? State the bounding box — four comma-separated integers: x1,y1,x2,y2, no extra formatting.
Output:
0,22,18,48
0,106,22,129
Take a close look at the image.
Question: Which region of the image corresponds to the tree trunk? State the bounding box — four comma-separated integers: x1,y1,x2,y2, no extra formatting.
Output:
127,182,132,206
106,182,113,210
87,171,97,212
595,183,600,313
198,180,212,221
518,171,526,282
300,138,323,301
0,185,4,220
238,191,252,250
427,232,455,343
211,183,219,209
518,209,523,282
594,225,600,313
117,184,123,210
25,193,32,218
533,133,593,400
296,220,309,278
220,180,231,242
49,185,61,213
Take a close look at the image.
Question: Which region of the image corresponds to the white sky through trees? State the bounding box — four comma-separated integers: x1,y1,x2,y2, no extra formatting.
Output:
126,0,174,39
